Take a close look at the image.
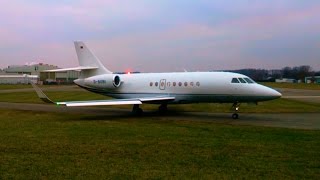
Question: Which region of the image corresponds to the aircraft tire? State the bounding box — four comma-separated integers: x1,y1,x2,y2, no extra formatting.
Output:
158,104,168,114
136,108,143,116
232,113,239,119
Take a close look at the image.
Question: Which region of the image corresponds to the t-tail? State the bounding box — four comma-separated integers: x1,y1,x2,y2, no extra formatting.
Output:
44,41,112,78
74,41,112,78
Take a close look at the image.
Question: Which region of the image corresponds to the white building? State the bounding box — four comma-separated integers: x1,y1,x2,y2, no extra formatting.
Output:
3,63,58,76
40,71,80,84
275,78,297,83
1,63,80,84
305,76,320,84
0,74,38,84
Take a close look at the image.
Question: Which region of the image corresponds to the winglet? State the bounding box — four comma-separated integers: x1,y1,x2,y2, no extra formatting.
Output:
31,82,55,104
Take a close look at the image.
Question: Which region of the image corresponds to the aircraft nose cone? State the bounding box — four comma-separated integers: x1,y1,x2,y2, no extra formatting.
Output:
256,84,282,101
267,88,282,100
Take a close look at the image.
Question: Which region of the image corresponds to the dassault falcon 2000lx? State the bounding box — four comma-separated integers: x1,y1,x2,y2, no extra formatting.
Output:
32,41,282,119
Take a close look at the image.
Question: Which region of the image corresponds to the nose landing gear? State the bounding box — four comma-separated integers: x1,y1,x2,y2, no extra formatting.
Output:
231,102,240,119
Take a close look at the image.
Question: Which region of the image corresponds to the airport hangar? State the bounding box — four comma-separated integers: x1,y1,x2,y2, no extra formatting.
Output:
0,63,79,84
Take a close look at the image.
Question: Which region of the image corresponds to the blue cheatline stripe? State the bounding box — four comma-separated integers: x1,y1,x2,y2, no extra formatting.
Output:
76,84,276,103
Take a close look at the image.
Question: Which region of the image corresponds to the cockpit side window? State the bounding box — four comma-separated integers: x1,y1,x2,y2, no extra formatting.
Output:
238,78,246,83
244,77,255,84
231,78,240,83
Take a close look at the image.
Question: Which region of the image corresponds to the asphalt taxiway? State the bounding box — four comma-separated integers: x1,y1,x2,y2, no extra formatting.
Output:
279,88,320,104
0,102,319,130
1,86,319,130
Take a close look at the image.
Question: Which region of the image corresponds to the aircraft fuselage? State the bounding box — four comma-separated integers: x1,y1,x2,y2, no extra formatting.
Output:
74,71,281,104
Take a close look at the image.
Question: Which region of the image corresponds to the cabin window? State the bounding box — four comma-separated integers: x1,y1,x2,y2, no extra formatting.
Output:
184,82,188,86
231,78,240,83
196,82,200,86
190,82,194,86
238,78,246,83
173,82,176,86
150,82,153,86
244,78,254,84
179,82,182,86
155,82,158,86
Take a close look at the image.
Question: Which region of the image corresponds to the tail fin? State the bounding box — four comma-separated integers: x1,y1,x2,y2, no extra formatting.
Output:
74,41,112,77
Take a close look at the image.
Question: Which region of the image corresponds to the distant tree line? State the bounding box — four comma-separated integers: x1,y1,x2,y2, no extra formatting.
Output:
226,65,320,82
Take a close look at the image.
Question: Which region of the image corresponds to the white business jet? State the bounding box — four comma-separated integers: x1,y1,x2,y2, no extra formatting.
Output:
33,41,282,119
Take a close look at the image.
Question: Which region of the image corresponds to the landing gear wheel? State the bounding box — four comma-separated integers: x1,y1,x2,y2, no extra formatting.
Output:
159,104,168,112
132,104,143,116
135,108,143,116
232,113,239,119
158,104,168,114
231,102,241,119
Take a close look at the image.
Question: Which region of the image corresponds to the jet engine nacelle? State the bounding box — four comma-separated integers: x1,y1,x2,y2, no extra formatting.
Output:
84,74,122,89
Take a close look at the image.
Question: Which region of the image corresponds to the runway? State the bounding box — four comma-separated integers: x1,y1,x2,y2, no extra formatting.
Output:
0,102,319,130
1,86,319,130
278,88,320,104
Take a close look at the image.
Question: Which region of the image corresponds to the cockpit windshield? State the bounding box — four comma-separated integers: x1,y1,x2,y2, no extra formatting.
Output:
231,77,256,84
244,77,255,84
231,78,240,83
238,78,246,83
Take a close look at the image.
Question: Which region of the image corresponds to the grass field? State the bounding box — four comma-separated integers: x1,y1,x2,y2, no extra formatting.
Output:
0,84,32,90
0,84,320,178
0,109,319,179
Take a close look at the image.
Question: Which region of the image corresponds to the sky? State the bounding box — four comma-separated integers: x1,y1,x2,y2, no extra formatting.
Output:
0,0,320,72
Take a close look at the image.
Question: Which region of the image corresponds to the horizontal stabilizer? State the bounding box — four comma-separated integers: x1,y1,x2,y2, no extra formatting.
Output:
43,66,98,72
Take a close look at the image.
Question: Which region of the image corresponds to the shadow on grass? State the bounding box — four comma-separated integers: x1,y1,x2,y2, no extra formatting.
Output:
75,109,240,122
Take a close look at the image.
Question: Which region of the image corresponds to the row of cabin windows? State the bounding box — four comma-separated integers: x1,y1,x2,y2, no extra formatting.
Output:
231,77,255,84
150,81,200,87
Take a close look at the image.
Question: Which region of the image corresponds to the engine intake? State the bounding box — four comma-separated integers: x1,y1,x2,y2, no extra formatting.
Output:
84,74,122,89
113,75,121,87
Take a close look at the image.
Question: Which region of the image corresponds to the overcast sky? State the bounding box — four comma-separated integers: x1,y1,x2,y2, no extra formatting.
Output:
0,0,319,72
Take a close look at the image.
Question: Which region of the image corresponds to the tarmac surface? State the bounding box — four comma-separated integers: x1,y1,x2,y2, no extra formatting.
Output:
279,88,320,104
0,86,319,130
0,102,319,130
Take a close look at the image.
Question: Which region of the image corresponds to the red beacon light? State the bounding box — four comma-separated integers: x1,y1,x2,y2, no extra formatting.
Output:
125,69,132,75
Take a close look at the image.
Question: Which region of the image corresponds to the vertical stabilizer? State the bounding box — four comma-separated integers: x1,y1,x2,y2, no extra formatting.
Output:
74,41,112,77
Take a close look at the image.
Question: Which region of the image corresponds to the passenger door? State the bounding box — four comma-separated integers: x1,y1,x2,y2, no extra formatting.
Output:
159,79,166,90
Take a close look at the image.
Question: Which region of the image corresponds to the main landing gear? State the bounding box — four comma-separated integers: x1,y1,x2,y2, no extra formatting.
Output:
231,102,240,119
158,104,168,114
132,104,143,116
132,104,168,116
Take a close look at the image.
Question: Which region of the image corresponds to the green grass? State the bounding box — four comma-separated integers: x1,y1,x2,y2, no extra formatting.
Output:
0,84,32,90
0,109,319,179
261,82,320,90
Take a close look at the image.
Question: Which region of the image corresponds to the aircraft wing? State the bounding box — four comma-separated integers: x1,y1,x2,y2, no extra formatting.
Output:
56,97,175,107
43,66,98,72
57,99,142,107
31,82,175,107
